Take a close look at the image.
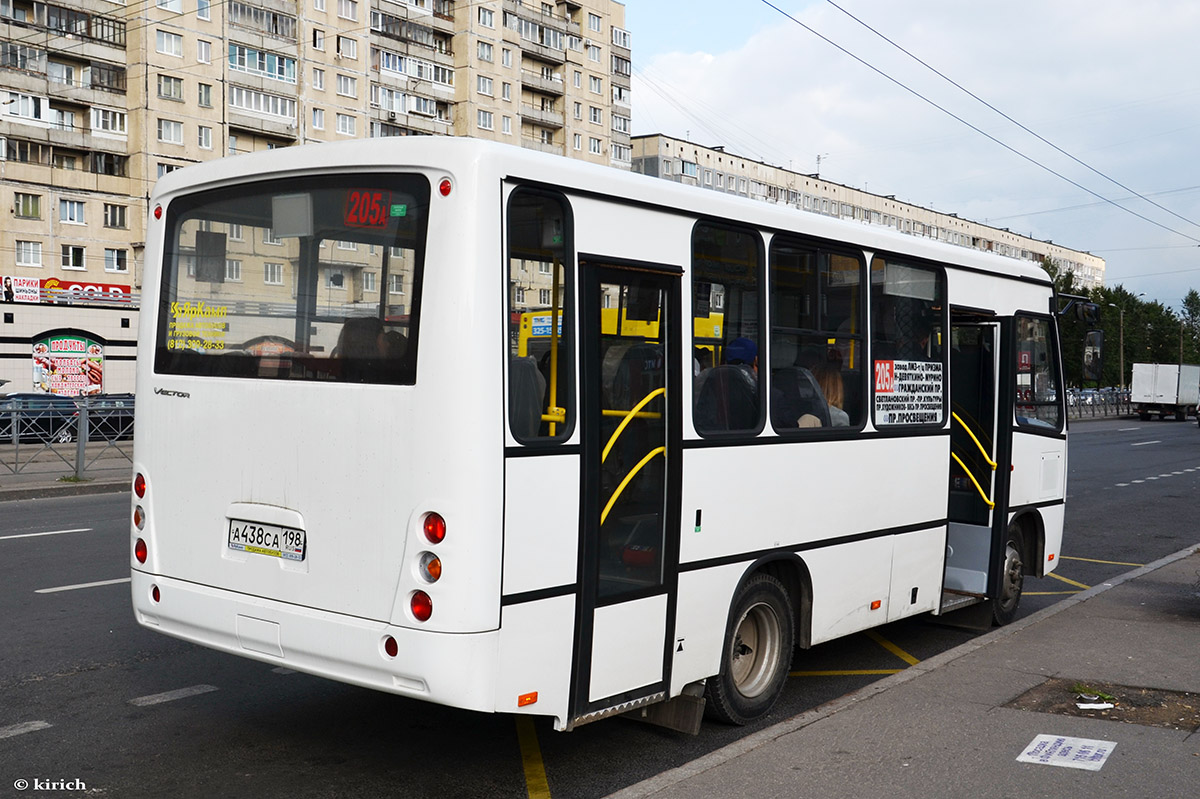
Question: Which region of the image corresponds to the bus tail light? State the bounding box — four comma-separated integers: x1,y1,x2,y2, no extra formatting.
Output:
134,506,146,530
418,552,442,583
383,636,398,658
411,591,433,622
518,692,538,707
135,538,147,564
151,585,160,603
423,512,446,544
134,473,146,498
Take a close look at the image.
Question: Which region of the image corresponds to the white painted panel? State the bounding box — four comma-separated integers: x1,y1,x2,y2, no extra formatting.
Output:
502,455,580,596
671,564,745,695
804,538,894,644
495,595,575,727
887,527,946,622
1010,433,1067,507
1040,451,1063,499
589,594,666,702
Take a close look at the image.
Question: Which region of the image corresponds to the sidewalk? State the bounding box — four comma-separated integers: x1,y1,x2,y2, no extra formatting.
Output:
0,467,129,502
610,544,1200,799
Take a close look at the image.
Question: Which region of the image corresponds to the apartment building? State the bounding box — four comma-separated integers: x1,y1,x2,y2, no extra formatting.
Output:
0,0,629,393
632,134,1106,289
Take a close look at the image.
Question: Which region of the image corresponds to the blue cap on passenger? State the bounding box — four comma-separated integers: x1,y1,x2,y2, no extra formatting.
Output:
725,337,757,365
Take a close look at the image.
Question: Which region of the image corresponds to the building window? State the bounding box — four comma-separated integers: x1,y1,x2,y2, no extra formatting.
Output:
15,240,41,267
157,118,184,144
197,40,211,63
61,245,85,270
14,193,40,219
312,108,325,129
336,113,356,135
479,7,494,27
59,200,85,224
92,107,128,135
612,143,631,163
502,82,511,101
157,74,184,101
573,70,582,88
612,113,630,133
587,45,600,62
198,125,212,149
589,106,602,124
104,249,128,273
198,83,212,107
573,133,581,150
478,41,493,62
337,0,357,21
156,30,183,57
589,75,602,94
157,0,182,11
198,0,211,20
388,273,405,295
363,271,377,293
157,163,181,178
588,12,601,31
313,29,325,50
225,259,242,282
502,116,511,135
478,75,493,96
502,48,512,67
478,110,494,131
313,0,325,10
337,36,357,59
228,135,238,156
612,27,631,48
589,137,601,155
313,68,325,90
336,74,357,97
326,269,346,289
103,204,127,229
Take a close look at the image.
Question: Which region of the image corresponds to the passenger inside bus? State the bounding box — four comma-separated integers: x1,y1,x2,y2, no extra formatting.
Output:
814,363,850,427
769,336,830,429
695,337,759,433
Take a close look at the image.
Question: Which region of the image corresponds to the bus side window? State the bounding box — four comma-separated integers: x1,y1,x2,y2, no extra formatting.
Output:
692,222,764,436
1015,315,1062,430
870,257,947,428
507,189,573,443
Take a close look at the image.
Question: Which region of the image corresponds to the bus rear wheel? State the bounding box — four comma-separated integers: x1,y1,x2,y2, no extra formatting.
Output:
993,524,1025,626
705,573,794,725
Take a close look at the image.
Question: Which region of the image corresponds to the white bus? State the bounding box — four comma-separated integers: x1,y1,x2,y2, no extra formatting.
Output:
131,138,1067,732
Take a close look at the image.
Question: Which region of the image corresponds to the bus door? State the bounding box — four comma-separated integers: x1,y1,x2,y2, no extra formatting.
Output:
943,315,1009,614
570,260,681,726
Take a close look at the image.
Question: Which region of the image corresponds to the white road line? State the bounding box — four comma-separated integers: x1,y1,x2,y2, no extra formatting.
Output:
0,528,93,542
129,685,219,707
1118,427,1141,431
0,721,52,740
1131,440,1161,446
35,577,131,594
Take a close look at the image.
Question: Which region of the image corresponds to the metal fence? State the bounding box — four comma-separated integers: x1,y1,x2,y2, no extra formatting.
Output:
0,396,134,481
1066,390,1132,420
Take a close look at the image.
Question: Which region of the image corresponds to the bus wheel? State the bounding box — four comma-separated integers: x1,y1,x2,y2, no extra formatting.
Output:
705,574,794,725
993,525,1025,626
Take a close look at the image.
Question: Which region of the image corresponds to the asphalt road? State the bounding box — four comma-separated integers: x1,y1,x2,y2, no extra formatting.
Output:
0,416,1196,798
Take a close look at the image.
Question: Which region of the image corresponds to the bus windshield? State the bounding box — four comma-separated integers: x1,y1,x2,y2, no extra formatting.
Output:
155,173,430,384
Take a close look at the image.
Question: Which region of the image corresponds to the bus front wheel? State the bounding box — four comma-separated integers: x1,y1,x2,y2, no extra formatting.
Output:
705,573,794,725
993,524,1025,626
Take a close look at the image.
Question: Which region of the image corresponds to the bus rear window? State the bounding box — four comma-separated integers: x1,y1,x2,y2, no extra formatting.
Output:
155,174,430,384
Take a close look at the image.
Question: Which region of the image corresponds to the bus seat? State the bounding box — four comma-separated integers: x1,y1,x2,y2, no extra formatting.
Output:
509,356,547,439
771,366,831,429
695,364,758,433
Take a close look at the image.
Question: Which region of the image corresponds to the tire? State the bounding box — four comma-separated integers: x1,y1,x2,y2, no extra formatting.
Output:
1176,408,1187,421
1138,411,1150,421
705,573,794,725
992,524,1025,626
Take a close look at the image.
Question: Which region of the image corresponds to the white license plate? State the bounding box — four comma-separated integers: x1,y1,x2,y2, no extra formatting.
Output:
228,519,306,561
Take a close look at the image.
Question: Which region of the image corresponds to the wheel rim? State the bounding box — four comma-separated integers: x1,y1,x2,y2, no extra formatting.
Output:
729,601,782,698
998,541,1023,612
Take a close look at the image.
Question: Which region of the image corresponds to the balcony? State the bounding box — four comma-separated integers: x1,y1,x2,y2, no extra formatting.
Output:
519,70,564,96
521,137,561,156
519,103,563,129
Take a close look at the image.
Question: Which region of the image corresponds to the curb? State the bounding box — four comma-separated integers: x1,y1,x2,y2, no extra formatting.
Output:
0,479,129,502
604,541,1200,799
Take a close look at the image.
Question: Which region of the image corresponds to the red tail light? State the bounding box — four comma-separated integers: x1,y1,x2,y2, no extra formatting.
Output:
135,538,147,564
383,636,398,658
134,473,146,498
423,512,446,544
411,591,433,622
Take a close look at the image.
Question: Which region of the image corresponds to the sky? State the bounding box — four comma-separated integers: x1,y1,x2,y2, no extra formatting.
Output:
621,0,1200,311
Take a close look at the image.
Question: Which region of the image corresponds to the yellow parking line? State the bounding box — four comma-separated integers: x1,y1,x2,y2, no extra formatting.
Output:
791,669,904,677
864,630,921,667
516,716,551,799
1059,555,1144,567
1047,572,1091,590
1025,590,1082,596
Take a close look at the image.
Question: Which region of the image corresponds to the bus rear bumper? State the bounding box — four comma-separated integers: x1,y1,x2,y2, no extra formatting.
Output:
130,570,498,712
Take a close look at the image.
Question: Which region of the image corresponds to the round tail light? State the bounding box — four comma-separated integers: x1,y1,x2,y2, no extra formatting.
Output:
135,538,147,564
423,512,446,544
418,552,442,583
134,473,146,498
410,591,433,622
383,636,398,658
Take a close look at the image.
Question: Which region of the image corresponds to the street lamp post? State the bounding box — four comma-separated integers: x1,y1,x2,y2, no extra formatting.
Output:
1109,293,1145,390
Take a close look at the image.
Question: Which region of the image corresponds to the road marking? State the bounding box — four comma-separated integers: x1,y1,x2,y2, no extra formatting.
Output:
791,669,904,677
1026,590,1082,595
1047,572,1091,590
0,721,51,740
515,716,551,799
1131,440,1161,446
35,577,131,594
1060,555,1145,567
0,527,93,542
1117,427,1141,431
129,685,219,707
864,630,920,667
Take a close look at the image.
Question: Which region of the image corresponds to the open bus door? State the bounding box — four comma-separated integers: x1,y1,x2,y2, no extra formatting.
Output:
568,259,683,729
943,311,1019,626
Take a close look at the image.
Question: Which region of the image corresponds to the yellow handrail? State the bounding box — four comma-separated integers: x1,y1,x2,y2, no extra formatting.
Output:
601,387,665,464
601,446,666,525
951,451,995,509
547,256,562,436
951,411,997,470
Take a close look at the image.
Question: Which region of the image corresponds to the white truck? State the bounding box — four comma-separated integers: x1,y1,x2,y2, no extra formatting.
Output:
1131,363,1200,421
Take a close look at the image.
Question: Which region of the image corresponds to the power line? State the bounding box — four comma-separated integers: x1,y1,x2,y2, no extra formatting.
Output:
821,0,1200,233
757,0,1200,246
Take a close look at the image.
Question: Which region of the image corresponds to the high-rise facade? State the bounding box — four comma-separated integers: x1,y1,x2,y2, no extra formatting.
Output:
0,0,629,392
